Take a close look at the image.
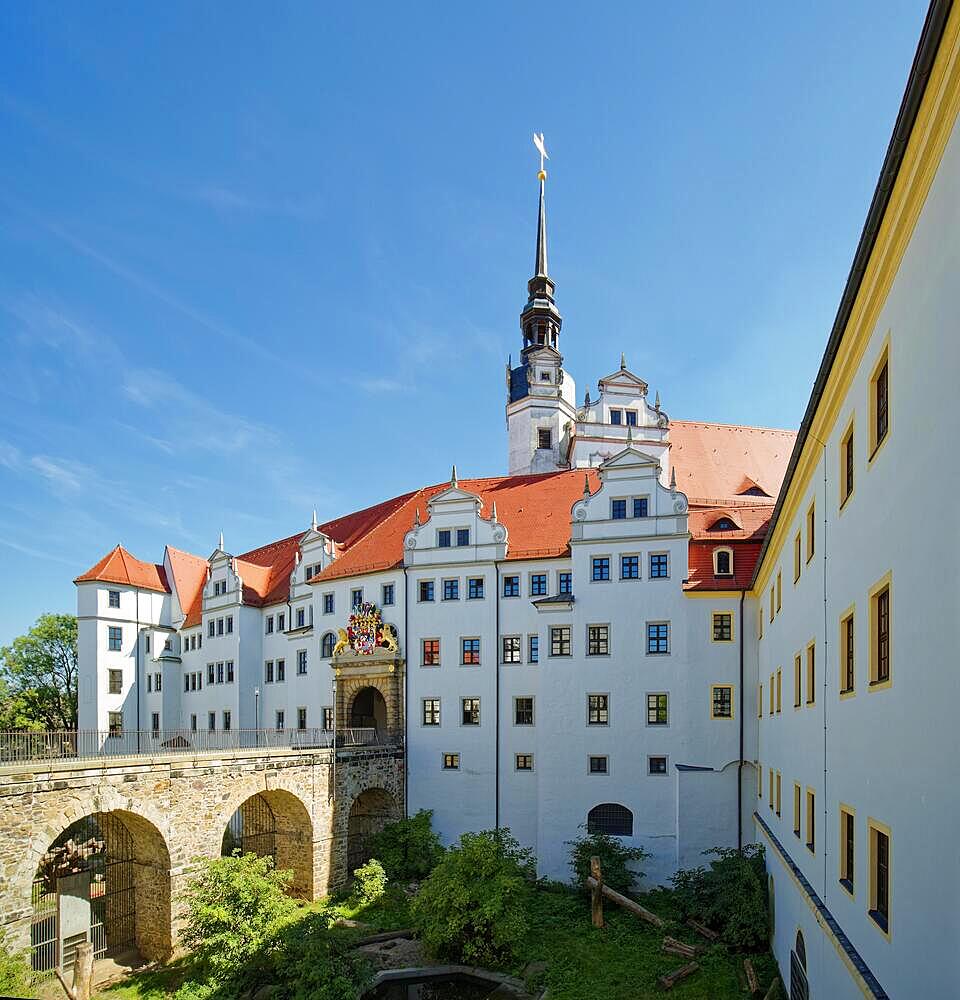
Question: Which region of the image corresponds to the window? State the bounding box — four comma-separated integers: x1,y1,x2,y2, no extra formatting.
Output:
514,697,534,726
502,636,521,663
468,577,484,599
208,620,215,638
538,428,552,450
611,499,627,520
647,693,668,725
589,755,608,774
321,632,335,658
208,712,216,732
276,613,284,632
649,756,668,775
515,753,534,771
155,672,161,692
870,576,891,686
419,580,434,602
108,711,123,736
793,783,801,837
382,583,395,606
870,349,890,457
646,622,669,655
277,659,285,682
769,674,775,715
587,803,632,836
207,663,215,684
322,707,333,731
633,497,648,518
461,697,480,726
806,788,816,853
714,548,733,576
295,607,305,629
422,699,441,725
794,654,802,708
530,573,547,596
625,409,638,426
711,685,734,719
223,710,232,731
587,694,609,725
442,753,460,770
712,612,733,642
108,669,122,694
587,625,609,656
609,409,622,425
841,421,855,506
323,593,334,615
620,555,639,580
422,639,441,666
769,769,774,809
297,707,307,730
190,714,197,732
649,553,669,578
442,578,459,601
265,660,274,683
869,822,891,932
352,588,363,608
794,532,801,582
437,529,451,548
591,557,610,581
757,682,763,719
456,528,470,547
108,626,122,651
146,635,152,653
550,626,571,656
108,590,120,608
297,650,307,675
558,571,572,594
265,615,274,635
216,662,224,684
840,807,855,893
776,571,782,612
217,618,224,636
840,611,855,694
806,643,816,705
776,668,782,713
275,710,285,731
769,586,775,623
776,772,782,815
461,638,480,665
806,503,815,563
503,575,520,597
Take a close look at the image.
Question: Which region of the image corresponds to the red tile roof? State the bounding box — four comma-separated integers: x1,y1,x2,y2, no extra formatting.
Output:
166,546,209,629
685,540,763,592
75,545,169,593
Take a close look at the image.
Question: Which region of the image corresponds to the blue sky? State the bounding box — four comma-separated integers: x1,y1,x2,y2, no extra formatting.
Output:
0,2,927,646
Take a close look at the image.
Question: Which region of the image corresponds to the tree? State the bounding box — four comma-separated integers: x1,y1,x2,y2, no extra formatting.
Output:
0,614,78,730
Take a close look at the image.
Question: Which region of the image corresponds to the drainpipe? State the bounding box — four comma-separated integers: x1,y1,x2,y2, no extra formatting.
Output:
136,590,142,754
820,442,829,898
737,588,744,851
494,561,501,831
403,566,409,819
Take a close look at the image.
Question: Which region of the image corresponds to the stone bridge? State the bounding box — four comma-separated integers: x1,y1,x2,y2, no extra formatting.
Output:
0,745,404,971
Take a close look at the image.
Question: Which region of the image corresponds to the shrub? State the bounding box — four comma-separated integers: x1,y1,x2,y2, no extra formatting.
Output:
352,858,387,905
278,913,372,1000
566,826,651,895
369,809,445,881
0,932,32,998
411,828,535,966
669,844,768,949
180,852,298,982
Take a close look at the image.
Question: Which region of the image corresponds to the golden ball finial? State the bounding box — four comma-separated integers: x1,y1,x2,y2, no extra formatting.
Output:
537,169,547,181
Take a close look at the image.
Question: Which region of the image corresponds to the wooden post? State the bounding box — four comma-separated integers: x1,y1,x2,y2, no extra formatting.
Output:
585,876,665,928
73,941,94,1000
590,856,604,928
657,961,699,990
687,917,719,941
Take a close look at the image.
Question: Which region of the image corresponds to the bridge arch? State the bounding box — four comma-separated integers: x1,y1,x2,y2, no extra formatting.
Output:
346,786,400,875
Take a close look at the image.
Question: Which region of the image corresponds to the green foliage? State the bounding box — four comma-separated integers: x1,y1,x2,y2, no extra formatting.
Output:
410,828,535,966
352,858,387,905
368,808,445,881
566,826,651,895
277,916,371,1000
0,613,78,730
0,931,33,998
669,844,769,948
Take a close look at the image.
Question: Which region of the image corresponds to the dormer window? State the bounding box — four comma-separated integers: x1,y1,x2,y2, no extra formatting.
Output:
437,529,451,548
610,409,622,425
714,548,734,577
538,429,552,450
708,517,739,532
456,528,470,547
625,410,638,426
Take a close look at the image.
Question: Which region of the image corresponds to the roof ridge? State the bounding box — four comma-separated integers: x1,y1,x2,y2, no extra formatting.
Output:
671,419,797,435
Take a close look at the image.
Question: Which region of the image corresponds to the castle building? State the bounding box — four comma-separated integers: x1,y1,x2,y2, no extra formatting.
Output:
73,1,960,995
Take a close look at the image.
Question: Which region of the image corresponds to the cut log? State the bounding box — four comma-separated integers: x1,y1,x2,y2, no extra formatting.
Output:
687,917,719,941
585,876,665,928
662,936,697,959
744,957,760,995
590,856,604,928
657,961,699,990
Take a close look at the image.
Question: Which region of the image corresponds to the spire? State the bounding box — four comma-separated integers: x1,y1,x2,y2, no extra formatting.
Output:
670,467,677,492
535,172,548,278
491,501,498,523
450,464,458,488
311,509,318,531
583,473,591,498
414,507,421,527
620,352,627,370
218,530,224,552
655,391,661,411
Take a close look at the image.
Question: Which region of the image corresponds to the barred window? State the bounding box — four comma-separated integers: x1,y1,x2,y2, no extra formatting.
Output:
588,694,609,725
647,693,668,725
514,697,534,726
646,622,669,654
587,625,609,656
422,639,441,666
422,699,441,726
461,638,480,665
587,803,632,836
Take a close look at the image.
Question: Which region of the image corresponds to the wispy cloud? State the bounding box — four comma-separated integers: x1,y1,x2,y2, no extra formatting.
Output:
192,185,325,220
28,456,87,494
348,376,411,394
0,536,78,566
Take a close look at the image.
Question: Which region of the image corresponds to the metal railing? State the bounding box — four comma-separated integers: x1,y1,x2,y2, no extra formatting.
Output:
0,727,381,764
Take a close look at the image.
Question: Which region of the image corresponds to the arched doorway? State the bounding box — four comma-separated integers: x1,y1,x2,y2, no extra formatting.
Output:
349,686,388,738
347,788,399,874
30,811,171,978
221,790,314,898
790,928,809,1000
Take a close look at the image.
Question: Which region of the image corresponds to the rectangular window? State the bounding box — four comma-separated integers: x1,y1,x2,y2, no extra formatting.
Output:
841,423,855,506
550,626,571,657
190,714,197,732
297,650,307,675
806,788,816,853
794,654,802,707
609,409,622,425
806,643,816,705
646,622,669,655
275,710,285,731
419,580,434,602
108,626,122,651
769,674,775,715
611,499,627,520
191,673,198,691
276,613,284,632
296,608,305,628
265,615,274,635
871,578,891,686
647,693,668,725
456,528,470,547
216,662,224,684
620,555,639,580
587,625,609,656
226,661,234,683
467,577,484,599
437,528,451,548
107,711,123,736
528,635,539,663
589,755,608,774
208,620,216,638
806,502,815,563
841,611,855,694
155,672,161,692
871,351,890,457
649,553,669,578
322,707,334,731
711,685,734,719
422,699,441,725
712,612,733,642
382,583,395,606
869,822,890,931
648,756,668,775
538,428,552,450
461,638,480,665
840,807,855,893
794,532,801,582
461,697,480,726
769,769,774,809
625,409,638,426
757,682,763,719
277,659,285,682
587,694,609,725
530,573,547,596
442,578,459,601
793,783,801,837
777,571,782,612
351,588,363,608
265,660,274,683
515,753,534,771
228,615,236,634
514,697,534,726
502,636,521,663
776,668,782,713
558,571,572,594
323,593,334,615
633,497,648,518
442,752,460,770
108,669,122,694
208,711,216,732
422,639,441,666
591,557,610,581
297,707,307,730
757,766,763,800
207,663,215,685
223,710,232,731
776,772,782,816
217,618,224,636
769,586,775,623
108,589,120,608
503,575,520,597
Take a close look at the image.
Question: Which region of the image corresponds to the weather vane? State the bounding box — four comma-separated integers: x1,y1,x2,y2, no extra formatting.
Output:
533,132,548,180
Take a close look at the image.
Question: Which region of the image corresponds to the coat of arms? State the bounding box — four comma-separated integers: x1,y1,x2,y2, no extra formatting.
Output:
332,602,399,657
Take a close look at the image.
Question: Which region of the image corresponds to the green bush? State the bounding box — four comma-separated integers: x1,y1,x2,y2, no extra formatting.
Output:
369,809,445,881
669,844,769,949
279,914,372,1000
352,858,387,905
0,931,32,998
411,828,535,966
566,826,651,895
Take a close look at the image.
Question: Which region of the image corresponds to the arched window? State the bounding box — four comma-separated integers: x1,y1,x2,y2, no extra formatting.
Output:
587,802,633,836
713,547,734,577
321,632,336,658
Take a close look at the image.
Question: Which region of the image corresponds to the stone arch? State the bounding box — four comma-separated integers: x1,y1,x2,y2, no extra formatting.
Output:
336,672,403,740
347,685,388,736
346,787,400,874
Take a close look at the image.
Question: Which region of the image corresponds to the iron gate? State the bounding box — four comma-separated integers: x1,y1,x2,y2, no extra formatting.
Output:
222,794,277,860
